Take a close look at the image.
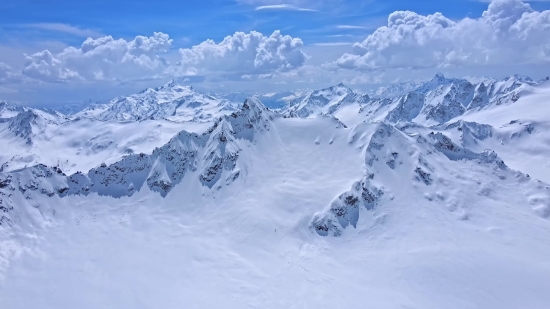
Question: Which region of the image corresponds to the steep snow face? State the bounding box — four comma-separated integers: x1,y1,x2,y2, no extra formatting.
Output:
385,91,425,123
77,80,238,122
6,111,42,144
417,80,474,124
285,83,369,118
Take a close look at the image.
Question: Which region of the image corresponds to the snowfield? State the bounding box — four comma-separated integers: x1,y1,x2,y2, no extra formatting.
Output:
1,76,550,309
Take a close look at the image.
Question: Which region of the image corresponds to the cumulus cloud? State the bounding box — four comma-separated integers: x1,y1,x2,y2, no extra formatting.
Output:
336,0,550,70
12,30,306,84
176,30,307,77
21,32,173,83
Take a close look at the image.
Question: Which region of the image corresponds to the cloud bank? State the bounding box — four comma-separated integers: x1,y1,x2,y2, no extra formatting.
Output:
21,32,174,83
336,0,550,70
6,30,306,84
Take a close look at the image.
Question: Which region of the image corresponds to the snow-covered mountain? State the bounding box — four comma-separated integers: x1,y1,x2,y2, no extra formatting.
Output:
76,80,238,122
51,99,101,116
0,81,243,174
212,89,310,110
293,73,541,128
2,76,550,309
368,80,422,98
0,102,69,144
284,83,370,118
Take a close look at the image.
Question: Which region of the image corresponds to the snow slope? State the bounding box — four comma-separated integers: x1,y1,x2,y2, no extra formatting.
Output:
1,94,550,308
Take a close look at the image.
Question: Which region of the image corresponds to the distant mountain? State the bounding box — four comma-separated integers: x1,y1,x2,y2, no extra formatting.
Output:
368,80,422,98
212,89,311,110
284,83,370,118
288,73,541,127
51,99,99,116
0,101,68,144
76,80,239,122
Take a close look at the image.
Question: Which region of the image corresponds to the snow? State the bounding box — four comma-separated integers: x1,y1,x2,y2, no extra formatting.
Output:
77,80,239,122
1,77,550,308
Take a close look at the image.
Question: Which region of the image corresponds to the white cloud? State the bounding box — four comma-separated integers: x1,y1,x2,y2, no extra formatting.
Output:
0,62,10,79
0,86,18,93
311,42,354,46
20,32,173,83
255,4,315,11
17,23,103,38
345,73,384,85
4,30,306,84
335,25,368,29
177,30,307,77
336,0,550,70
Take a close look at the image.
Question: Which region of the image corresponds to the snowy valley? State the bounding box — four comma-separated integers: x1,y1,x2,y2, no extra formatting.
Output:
1,74,550,308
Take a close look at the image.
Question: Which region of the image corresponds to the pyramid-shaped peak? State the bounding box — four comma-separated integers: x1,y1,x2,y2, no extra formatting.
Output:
243,96,268,111
153,79,192,91
317,82,352,94
164,79,178,88
434,72,446,80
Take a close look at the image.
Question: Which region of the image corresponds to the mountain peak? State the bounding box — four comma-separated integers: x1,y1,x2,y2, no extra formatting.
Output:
166,79,177,87
152,79,191,92
433,72,446,81
243,96,269,113
505,74,534,84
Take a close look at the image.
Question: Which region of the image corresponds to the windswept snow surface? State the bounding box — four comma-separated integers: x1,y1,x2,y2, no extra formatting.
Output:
1,81,550,309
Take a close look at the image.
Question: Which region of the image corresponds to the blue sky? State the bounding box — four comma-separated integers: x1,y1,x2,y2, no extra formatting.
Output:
1,0,521,47
1,0,550,106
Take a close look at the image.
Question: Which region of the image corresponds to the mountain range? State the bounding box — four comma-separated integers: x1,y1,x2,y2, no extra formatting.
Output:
1,73,550,308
